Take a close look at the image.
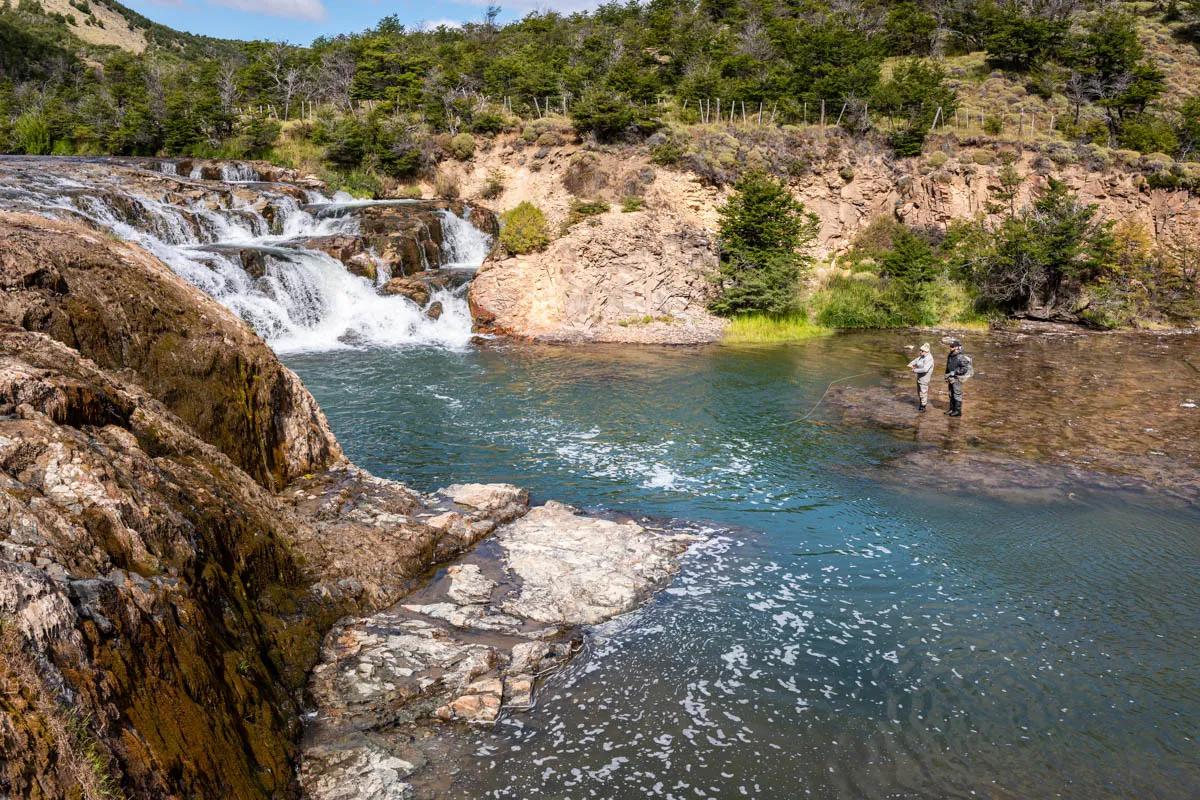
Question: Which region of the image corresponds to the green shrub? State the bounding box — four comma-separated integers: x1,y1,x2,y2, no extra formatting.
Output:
1118,114,1178,155
500,201,551,254
13,111,51,155
569,87,661,143
983,116,1004,135
711,171,819,316
448,132,475,160
469,112,508,135
621,196,645,212
873,58,957,158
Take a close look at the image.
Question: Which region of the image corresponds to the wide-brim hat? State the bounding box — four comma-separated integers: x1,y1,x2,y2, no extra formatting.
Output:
941,337,962,347
919,343,931,352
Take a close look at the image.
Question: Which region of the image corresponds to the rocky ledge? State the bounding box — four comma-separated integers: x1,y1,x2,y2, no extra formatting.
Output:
301,496,697,800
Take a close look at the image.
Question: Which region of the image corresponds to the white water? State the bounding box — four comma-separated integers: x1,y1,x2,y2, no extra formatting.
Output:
6,162,492,354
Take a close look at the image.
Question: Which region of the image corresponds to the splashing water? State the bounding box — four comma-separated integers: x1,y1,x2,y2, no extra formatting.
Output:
0,158,492,353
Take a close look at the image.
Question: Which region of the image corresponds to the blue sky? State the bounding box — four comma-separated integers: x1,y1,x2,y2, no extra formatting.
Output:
124,1,601,44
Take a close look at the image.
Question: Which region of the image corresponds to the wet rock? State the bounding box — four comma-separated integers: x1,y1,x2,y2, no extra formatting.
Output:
441,482,529,516
301,737,419,800
446,564,495,605
381,276,432,306
426,301,444,320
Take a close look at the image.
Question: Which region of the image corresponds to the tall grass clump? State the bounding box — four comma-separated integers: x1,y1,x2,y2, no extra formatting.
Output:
723,312,831,343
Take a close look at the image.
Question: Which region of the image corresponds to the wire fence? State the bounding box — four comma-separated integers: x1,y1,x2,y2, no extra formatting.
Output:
235,95,1076,142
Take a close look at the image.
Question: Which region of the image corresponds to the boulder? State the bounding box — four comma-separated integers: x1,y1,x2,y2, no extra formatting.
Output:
469,211,726,344
0,212,341,490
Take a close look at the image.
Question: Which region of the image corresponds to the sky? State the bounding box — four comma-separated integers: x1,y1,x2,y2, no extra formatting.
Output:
122,0,601,43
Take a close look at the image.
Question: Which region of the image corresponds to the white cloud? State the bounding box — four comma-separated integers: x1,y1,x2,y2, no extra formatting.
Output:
209,0,327,21
420,18,463,31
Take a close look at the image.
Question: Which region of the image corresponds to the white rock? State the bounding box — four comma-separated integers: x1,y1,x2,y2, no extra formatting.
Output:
497,501,692,625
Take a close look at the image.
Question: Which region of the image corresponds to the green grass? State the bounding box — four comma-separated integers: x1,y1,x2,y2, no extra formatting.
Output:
722,312,832,343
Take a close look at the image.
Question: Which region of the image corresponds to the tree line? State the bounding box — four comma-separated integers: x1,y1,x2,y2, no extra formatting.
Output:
2,0,1199,168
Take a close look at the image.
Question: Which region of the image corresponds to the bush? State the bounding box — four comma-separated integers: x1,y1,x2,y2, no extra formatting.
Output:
448,132,475,160
983,116,1004,135
481,169,505,199
500,201,551,254
469,112,508,135
13,111,51,155
232,115,280,159
711,171,819,316
433,168,460,199
621,196,645,212
569,87,661,143
1118,114,1178,155
564,199,609,229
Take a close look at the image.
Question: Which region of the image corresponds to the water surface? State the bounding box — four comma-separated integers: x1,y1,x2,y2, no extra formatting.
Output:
286,334,1200,800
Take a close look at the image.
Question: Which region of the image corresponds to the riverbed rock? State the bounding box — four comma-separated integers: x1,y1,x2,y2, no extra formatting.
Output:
469,210,726,344
300,500,698,797
499,501,697,624
441,482,530,518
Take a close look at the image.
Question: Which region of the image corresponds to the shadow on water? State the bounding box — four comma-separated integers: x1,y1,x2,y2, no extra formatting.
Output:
284,330,1200,800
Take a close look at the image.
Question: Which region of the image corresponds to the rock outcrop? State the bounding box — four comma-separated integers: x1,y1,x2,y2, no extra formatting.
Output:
0,213,546,800
470,210,726,344
300,499,697,799
0,212,341,491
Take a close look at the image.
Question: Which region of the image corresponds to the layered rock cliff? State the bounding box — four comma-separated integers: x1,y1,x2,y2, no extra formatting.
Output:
455,132,1200,343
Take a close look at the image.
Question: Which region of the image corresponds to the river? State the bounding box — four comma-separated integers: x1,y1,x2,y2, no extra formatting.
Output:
7,157,1197,799
286,335,1200,800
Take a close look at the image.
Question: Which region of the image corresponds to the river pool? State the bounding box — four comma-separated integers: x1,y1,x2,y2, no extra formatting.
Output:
285,332,1200,800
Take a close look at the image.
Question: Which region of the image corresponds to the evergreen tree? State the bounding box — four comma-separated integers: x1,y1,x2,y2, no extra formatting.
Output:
711,171,818,316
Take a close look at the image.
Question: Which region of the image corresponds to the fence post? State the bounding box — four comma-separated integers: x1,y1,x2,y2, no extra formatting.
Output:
820,99,825,127
929,106,942,131
803,101,807,125
835,101,847,127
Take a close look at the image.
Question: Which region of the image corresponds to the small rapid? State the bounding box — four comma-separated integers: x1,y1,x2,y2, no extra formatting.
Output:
0,157,492,353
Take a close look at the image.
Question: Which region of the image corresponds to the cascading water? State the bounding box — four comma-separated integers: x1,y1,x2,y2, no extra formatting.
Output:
0,158,492,354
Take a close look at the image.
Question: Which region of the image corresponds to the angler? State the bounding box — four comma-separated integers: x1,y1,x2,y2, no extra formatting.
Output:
942,337,974,417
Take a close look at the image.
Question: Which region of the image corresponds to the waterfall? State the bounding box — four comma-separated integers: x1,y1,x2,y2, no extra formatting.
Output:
1,159,484,353
439,206,493,268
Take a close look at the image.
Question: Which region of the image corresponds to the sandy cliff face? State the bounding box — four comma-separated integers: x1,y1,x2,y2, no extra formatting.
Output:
470,209,725,344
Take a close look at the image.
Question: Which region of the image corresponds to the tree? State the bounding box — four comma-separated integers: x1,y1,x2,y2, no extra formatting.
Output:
1074,11,1165,138
979,1,1070,71
711,171,819,316
966,179,1115,316
873,58,957,157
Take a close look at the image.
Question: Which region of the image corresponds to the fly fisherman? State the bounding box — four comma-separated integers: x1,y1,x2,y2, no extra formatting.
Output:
907,343,934,412
942,338,973,417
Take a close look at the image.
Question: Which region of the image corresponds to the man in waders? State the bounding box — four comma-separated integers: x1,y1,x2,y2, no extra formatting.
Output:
943,338,972,417
907,343,933,412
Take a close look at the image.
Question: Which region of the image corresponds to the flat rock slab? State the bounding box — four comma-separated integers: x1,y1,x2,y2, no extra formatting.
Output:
498,501,696,625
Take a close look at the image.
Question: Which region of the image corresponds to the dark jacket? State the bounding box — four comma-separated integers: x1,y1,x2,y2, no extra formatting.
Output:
945,349,970,378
